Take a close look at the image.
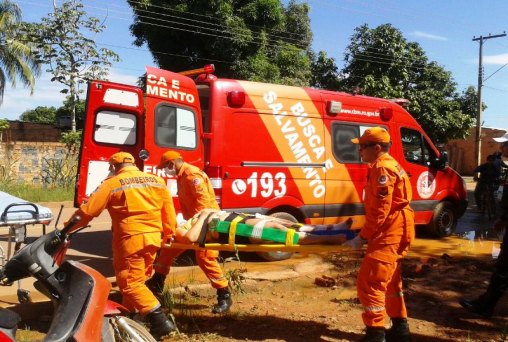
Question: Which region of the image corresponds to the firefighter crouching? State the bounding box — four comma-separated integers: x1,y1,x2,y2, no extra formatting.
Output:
146,150,233,314
344,127,415,342
66,152,177,340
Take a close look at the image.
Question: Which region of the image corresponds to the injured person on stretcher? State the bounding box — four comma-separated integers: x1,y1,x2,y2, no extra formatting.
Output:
174,209,354,246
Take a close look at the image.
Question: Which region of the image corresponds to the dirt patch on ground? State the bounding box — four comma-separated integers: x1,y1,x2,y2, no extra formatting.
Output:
158,251,508,342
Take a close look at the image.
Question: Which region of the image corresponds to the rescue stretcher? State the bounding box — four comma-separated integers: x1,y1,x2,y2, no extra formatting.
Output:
0,191,53,264
165,214,358,253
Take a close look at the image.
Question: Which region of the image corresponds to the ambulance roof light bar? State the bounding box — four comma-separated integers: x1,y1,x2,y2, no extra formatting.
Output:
179,64,215,77
389,98,410,108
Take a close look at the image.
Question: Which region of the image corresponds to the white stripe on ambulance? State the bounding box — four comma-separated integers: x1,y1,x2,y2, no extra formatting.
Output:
264,91,328,198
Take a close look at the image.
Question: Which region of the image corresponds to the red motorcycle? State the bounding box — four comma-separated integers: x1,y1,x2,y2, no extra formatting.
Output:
0,217,157,341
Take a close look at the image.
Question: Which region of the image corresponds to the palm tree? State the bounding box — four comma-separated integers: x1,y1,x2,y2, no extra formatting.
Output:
0,0,40,104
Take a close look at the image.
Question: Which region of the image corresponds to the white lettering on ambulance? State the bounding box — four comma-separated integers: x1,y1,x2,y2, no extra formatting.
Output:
146,85,195,104
265,93,329,198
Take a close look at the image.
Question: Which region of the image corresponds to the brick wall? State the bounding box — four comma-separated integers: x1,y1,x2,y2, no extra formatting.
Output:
446,127,506,175
1,121,62,143
0,141,77,185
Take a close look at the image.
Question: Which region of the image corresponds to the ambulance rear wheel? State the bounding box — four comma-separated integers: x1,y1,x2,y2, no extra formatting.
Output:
428,201,457,238
256,212,297,261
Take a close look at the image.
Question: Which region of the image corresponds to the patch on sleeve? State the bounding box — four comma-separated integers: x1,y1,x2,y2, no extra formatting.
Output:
193,178,201,186
377,175,388,185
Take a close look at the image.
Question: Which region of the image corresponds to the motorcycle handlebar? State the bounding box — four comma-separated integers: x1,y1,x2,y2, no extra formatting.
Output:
59,216,81,237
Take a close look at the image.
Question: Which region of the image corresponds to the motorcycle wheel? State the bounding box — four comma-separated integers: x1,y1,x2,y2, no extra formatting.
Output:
107,316,156,342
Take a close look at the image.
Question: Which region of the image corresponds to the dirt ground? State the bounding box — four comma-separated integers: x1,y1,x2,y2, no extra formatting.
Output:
12,180,508,341
13,235,508,342
151,247,508,342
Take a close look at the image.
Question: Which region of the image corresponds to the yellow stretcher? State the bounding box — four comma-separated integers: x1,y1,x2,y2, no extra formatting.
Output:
163,214,357,253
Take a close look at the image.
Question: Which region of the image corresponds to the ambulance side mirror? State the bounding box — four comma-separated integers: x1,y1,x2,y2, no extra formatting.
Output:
429,151,447,170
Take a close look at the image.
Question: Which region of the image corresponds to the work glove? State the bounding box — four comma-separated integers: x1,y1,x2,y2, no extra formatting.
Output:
342,235,366,250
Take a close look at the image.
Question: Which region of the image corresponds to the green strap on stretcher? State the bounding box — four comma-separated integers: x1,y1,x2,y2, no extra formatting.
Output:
209,218,299,245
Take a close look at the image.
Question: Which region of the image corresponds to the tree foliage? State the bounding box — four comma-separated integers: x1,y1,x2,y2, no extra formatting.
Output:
0,0,40,104
22,0,119,131
19,96,86,126
338,24,476,143
20,106,57,124
128,0,313,85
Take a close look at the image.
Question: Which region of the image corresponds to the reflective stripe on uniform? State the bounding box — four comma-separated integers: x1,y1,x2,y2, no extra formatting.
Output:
364,305,385,312
111,182,166,194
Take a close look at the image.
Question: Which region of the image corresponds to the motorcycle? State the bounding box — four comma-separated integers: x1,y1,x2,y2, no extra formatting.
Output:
0,216,156,342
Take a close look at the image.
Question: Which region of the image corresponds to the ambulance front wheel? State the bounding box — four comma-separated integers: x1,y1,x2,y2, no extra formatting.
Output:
256,211,297,261
428,201,457,238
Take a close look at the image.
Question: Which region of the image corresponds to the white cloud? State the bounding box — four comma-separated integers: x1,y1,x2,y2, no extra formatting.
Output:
0,67,142,121
484,53,508,65
411,31,448,41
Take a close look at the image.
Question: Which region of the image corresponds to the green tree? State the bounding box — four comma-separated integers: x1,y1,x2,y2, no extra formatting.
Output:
0,0,40,104
129,0,313,85
0,118,8,141
23,0,119,132
310,50,341,90
20,105,57,124
56,96,86,125
338,24,476,143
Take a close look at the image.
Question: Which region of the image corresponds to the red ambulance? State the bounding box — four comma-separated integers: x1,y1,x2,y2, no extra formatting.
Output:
75,65,467,255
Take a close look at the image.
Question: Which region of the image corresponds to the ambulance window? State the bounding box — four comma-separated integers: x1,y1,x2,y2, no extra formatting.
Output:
197,85,211,133
155,104,196,149
401,128,432,165
94,111,136,145
332,124,362,163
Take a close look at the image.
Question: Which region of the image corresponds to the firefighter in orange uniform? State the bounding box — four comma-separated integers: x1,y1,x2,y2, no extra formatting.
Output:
66,152,177,340
146,150,232,314
345,127,415,342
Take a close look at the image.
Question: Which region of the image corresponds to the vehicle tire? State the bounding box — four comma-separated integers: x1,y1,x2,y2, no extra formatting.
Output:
256,212,297,262
108,316,157,342
428,201,457,238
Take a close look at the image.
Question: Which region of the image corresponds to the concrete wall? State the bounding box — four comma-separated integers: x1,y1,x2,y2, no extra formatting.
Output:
446,127,506,175
0,141,77,185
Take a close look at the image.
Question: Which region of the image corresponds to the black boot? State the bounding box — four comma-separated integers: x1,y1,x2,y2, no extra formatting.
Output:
459,298,494,318
146,308,176,340
146,272,166,300
386,318,411,342
360,326,386,342
212,287,232,314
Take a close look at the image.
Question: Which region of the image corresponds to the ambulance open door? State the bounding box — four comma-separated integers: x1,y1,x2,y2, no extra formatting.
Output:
74,80,145,207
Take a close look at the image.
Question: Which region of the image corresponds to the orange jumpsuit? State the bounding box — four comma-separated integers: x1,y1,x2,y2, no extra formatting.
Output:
357,153,415,328
70,166,176,314
155,162,228,289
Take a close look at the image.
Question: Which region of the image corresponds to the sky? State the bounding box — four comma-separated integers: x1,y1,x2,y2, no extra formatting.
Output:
4,0,508,130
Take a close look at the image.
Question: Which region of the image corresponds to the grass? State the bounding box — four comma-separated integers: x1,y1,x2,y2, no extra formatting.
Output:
1,183,74,203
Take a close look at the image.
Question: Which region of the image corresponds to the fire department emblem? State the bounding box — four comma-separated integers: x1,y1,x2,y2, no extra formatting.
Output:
232,179,247,195
416,171,436,199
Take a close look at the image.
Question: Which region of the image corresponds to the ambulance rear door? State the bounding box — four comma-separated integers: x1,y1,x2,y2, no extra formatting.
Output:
75,80,144,206
143,66,204,207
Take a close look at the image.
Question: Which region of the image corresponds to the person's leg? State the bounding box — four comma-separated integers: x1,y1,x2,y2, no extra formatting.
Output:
195,249,232,313
357,256,396,341
146,247,184,298
474,183,483,210
114,244,176,339
461,242,508,317
385,261,411,342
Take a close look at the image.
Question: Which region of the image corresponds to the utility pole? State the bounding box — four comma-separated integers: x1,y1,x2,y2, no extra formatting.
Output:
472,32,506,167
